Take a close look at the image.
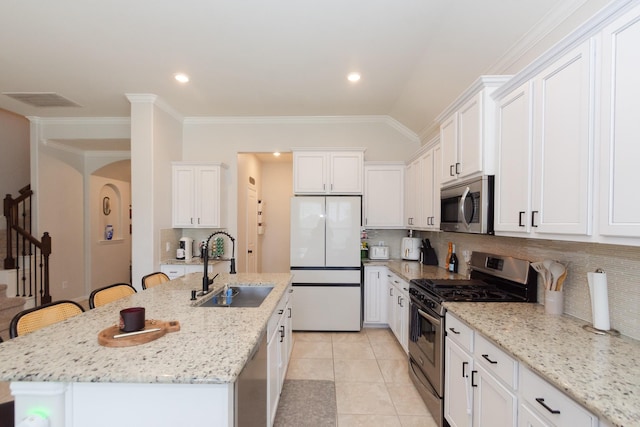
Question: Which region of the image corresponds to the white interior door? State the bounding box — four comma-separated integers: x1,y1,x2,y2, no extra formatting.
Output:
246,186,258,273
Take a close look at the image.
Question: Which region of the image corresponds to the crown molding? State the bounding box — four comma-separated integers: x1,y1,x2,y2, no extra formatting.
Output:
434,76,512,124
25,116,130,126
125,93,183,122
43,140,130,159
487,0,592,75
493,0,640,100
184,114,419,143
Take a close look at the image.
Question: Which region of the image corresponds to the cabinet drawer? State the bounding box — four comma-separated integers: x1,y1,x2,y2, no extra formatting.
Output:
268,295,288,340
445,312,473,352
520,366,597,427
475,334,518,388
160,265,185,280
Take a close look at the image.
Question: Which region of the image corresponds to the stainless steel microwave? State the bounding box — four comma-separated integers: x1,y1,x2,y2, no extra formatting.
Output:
440,175,494,234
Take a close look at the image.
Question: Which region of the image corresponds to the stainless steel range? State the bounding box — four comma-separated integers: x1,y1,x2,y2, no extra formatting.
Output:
407,251,537,427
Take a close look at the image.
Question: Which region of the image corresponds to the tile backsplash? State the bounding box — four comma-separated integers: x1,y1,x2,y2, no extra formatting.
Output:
420,231,640,341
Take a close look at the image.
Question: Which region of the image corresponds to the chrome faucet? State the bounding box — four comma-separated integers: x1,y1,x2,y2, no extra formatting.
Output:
202,231,237,294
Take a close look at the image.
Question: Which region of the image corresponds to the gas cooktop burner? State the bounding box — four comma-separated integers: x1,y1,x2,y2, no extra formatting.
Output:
410,277,527,303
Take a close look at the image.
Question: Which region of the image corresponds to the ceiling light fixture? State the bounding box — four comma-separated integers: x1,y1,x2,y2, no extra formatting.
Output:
347,72,361,82
174,73,190,83
273,152,281,157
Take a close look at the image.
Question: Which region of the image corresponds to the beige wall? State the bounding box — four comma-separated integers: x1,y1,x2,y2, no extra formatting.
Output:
0,109,30,223
90,173,131,291
260,161,293,273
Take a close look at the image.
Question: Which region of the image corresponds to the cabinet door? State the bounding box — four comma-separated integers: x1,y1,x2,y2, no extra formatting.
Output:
293,152,327,193
364,165,404,228
397,286,409,353
472,364,517,427
518,404,552,427
445,338,473,427
440,114,458,185
172,166,196,227
494,82,533,234
267,330,280,426
386,275,397,338
531,41,594,236
196,166,221,227
421,146,439,229
405,160,418,227
599,6,640,237
364,266,388,325
285,291,293,361
330,152,363,194
458,93,483,180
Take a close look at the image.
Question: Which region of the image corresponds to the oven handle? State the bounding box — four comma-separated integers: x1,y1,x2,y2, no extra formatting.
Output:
417,308,441,327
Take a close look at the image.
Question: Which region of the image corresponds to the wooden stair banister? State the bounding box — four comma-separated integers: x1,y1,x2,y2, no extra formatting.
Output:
3,185,52,305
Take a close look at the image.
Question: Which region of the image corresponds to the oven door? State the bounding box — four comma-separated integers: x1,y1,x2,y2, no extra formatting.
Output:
408,298,444,396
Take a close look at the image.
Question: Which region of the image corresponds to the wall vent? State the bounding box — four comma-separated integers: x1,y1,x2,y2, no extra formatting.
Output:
2,92,81,108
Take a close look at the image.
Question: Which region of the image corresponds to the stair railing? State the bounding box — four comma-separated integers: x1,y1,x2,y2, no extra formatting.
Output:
3,185,52,305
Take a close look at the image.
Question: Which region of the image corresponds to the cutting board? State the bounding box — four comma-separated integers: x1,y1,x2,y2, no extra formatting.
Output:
98,320,180,347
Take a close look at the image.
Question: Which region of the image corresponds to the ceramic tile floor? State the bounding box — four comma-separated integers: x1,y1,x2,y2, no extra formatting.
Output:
286,327,438,427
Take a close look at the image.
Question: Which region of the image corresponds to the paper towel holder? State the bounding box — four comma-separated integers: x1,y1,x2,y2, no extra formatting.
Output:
584,267,620,336
582,324,620,336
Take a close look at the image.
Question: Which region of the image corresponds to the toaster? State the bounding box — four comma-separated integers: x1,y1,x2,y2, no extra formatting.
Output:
368,245,390,260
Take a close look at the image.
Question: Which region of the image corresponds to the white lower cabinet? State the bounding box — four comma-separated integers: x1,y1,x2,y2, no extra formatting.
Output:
160,262,226,280
473,363,517,427
444,338,473,427
267,285,293,426
386,271,409,353
363,266,388,326
445,312,598,427
519,366,597,427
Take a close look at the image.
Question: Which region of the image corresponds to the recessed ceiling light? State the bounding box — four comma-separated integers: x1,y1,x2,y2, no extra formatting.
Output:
273,152,281,157
174,73,190,83
347,72,361,82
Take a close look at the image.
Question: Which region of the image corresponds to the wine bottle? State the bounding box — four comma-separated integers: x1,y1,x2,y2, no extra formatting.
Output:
445,242,452,270
449,244,459,273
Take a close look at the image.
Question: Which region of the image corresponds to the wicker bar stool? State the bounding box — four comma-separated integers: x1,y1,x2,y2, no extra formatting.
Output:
141,272,170,290
89,283,137,309
9,300,85,338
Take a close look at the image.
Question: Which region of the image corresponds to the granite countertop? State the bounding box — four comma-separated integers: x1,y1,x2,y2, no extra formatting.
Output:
0,272,292,385
363,259,465,282
445,302,639,427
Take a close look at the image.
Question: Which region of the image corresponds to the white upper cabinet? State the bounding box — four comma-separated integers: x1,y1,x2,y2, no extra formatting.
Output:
172,162,226,228
293,149,364,194
404,138,440,230
494,41,594,238
494,82,533,234
599,4,640,238
438,76,511,186
404,157,421,228
420,141,441,230
531,41,594,236
364,162,404,228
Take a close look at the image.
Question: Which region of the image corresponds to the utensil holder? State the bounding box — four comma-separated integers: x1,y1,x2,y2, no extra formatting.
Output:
545,290,564,315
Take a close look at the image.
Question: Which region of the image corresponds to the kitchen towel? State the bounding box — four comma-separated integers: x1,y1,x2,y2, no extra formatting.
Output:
587,270,610,331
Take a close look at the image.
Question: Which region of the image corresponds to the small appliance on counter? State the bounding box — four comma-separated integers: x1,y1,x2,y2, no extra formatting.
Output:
368,245,390,260
177,237,193,260
401,237,421,260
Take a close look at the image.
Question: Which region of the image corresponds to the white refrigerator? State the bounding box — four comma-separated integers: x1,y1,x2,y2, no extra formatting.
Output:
290,196,362,331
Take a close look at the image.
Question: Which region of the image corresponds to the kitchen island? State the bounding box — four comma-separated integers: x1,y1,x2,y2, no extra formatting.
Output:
0,272,292,427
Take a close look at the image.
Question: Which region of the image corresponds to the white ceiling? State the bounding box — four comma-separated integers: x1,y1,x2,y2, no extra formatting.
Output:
0,0,589,137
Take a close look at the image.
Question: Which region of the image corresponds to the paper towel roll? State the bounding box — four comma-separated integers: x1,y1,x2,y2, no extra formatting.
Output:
587,271,610,331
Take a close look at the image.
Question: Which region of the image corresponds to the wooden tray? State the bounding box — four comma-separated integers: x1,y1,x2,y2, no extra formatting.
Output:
98,320,180,347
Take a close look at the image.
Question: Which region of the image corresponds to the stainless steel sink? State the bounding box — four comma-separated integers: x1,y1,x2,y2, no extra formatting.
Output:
197,286,273,308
